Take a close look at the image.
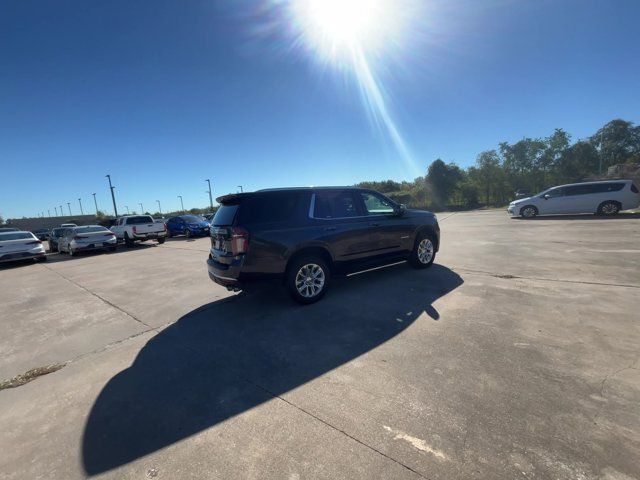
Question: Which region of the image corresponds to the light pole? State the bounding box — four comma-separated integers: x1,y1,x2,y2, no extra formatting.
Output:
124,205,130,214
78,198,84,215
92,193,98,214
55,206,58,216
206,179,214,210
60,205,63,217
178,195,184,212
106,174,118,217
67,202,72,216
156,200,162,215
139,203,144,213
237,185,243,193
48,209,51,218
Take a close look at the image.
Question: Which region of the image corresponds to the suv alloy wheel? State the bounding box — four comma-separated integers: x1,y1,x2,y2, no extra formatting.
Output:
286,255,331,304
409,233,436,269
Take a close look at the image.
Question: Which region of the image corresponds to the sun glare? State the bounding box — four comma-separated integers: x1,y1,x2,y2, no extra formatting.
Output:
279,0,421,176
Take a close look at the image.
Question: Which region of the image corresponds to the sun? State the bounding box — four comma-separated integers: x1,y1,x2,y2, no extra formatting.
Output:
290,0,398,62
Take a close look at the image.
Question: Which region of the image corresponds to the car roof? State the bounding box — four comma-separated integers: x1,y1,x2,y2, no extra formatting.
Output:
0,230,33,236
217,186,357,204
552,180,630,188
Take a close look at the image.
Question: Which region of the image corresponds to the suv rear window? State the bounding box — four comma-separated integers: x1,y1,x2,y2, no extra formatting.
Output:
126,216,154,225
238,193,300,224
212,204,239,226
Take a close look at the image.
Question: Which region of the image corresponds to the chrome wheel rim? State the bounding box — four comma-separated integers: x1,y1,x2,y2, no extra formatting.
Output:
417,238,434,264
522,207,535,217
295,263,325,298
602,203,617,214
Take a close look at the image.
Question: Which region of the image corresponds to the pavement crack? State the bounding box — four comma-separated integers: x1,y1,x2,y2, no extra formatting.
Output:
39,263,152,328
455,267,640,289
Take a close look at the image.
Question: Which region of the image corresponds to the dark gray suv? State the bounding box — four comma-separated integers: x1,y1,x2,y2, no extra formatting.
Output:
207,187,440,304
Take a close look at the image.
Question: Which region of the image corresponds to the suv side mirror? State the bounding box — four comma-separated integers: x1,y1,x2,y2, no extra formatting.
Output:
543,194,550,200
394,204,406,216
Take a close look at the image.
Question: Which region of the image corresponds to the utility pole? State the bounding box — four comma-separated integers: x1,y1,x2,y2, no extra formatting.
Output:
156,200,162,215
78,198,84,215
67,202,72,216
106,174,118,217
206,179,214,210
178,195,184,212
139,203,144,213
92,193,98,214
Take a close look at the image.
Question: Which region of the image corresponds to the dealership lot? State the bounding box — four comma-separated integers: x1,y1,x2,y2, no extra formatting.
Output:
1,211,639,479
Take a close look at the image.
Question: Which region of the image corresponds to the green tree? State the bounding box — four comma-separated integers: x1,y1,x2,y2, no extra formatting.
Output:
590,119,640,171
426,159,463,208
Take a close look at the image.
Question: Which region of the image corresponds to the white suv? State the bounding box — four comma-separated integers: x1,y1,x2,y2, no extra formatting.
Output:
508,180,640,218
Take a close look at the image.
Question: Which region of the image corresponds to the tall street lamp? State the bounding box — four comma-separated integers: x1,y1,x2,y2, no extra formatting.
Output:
48,209,51,218
178,195,184,212
206,179,214,210
55,206,58,216
156,200,162,215
67,202,72,216
237,185,243,193
106,174,118,217
124,205,130,214
60,205,63,217
139,203,144,213
78,198,84,215
92,193,98,214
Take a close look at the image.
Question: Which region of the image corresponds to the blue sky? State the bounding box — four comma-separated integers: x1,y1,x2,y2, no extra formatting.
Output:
1,0,639,218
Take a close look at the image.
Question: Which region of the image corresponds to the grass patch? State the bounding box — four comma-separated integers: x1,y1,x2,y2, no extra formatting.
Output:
0,363,66,390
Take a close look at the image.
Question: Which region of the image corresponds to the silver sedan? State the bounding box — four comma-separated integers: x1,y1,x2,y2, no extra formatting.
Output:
58,225,117,256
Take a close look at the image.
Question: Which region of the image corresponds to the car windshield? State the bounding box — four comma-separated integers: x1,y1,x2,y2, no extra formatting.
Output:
181,215,203,223
75,226,109,233
52,228,65,236
0,232,34,241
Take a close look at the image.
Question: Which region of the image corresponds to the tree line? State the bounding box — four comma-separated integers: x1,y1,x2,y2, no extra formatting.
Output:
357,119,640,210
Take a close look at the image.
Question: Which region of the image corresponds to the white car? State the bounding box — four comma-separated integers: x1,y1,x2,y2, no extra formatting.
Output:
0,231,47,263
508,180,640,218
58,225,117,256
110,215,167,247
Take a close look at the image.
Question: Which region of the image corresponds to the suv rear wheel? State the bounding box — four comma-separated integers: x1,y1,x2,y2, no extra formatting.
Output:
409,233,436,269
597,201,620,215
286,255,330,304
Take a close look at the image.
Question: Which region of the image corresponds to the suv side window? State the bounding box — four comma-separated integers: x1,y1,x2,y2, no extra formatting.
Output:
239,193,300,224
545,187,564,198
360,191,395,214
565,185,590,196
313,191,359,219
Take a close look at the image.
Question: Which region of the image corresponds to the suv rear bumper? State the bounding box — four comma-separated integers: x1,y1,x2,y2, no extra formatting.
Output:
207,255,243,288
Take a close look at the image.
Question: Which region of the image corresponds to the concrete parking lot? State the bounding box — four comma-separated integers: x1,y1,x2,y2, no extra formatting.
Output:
1,210,639,480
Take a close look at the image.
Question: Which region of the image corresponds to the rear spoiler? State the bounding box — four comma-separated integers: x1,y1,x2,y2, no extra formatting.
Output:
216,193,249,204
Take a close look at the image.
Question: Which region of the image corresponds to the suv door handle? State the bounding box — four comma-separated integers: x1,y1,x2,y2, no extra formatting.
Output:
323,226,337,231
368,222,381,227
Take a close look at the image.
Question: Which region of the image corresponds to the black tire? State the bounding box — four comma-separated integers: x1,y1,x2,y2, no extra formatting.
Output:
520,205,538,218
597,201,620,215
185,229,192,239
37,256,48,262
124,233,134,248
408,232,436,269
157,237,166,244
286,255,331,304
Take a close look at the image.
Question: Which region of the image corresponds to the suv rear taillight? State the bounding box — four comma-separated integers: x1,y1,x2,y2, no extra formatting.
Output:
631,183,639,194
231,227,249,255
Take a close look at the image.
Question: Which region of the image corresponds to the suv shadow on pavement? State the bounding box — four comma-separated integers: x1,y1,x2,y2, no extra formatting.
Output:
82,263,463,475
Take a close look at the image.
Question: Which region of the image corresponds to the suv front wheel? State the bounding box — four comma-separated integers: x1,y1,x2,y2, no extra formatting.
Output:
409,233,436,269
286,255,330,304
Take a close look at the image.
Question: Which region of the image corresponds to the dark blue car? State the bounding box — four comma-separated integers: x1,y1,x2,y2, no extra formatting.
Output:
166,215,210,238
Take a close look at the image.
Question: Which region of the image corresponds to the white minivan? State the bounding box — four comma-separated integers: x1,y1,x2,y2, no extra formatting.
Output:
508,180,640,218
